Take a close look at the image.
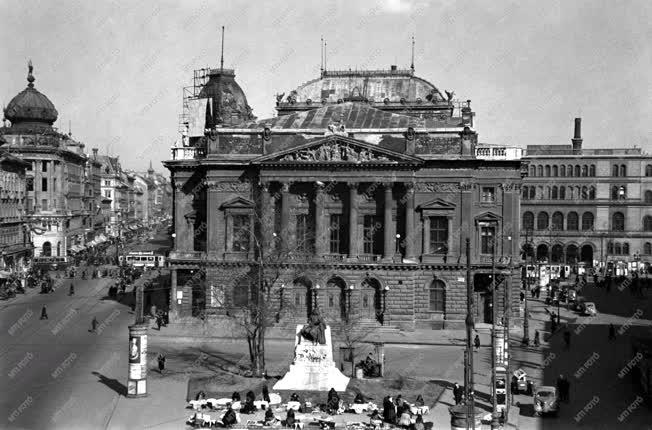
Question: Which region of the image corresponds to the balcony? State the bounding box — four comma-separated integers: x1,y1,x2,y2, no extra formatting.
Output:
171,146,206,161
168,250,205,260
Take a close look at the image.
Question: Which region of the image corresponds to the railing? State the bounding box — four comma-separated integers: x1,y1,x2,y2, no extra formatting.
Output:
168,251,205,260
358,254,381,262
171,146,206,160
323,254,346,262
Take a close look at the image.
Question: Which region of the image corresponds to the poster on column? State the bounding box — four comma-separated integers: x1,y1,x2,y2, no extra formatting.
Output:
128,334,148,379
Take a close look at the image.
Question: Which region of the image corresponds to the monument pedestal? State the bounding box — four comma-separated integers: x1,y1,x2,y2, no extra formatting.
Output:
273,325,350,392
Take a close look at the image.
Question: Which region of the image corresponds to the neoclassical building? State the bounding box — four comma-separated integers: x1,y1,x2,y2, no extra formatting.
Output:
166,65,522,330
520,118,652,274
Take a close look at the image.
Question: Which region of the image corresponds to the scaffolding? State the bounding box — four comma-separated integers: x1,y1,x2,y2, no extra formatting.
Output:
178,68,212,133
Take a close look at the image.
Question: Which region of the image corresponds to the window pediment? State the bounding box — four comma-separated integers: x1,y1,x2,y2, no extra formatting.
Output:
219,196,255,210
417,198,455,213
475,211,501,225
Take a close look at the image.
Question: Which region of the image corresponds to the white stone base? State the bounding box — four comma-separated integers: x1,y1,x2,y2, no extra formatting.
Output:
273,324,350,392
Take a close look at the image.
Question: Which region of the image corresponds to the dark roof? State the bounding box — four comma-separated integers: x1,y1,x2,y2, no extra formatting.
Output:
4,62,58,127
247,102,463,130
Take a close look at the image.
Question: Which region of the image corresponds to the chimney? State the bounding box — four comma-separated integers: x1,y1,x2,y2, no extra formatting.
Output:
390,65,397,71
92,148,98,160
572,117,583,153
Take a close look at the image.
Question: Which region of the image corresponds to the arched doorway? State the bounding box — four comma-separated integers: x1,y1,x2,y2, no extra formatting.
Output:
360,277,383,324
566,245,579,265
551,244,564,263
580,245,594,265
292,276,313,320
56,242,61,257
42,242,52,257
323,276,347,322
522,244,534,260
536,244,549,262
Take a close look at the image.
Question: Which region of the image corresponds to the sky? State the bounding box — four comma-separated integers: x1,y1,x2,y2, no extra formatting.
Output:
1,0,651,172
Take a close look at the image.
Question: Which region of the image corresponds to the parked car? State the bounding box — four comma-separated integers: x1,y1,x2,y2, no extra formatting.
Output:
533,386,560,416
583,302,597,316
574,297,586,312
567,288,577,304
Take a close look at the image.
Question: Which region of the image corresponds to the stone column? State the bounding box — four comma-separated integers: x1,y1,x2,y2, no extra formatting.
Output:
315,183,326,256
206,188,218,254
422,215,431,255
383,183,394,260
260,182,274,254
225,214,233,253
348,182,359,259
170,269,178,319
280,183,291,249
405,183,416,259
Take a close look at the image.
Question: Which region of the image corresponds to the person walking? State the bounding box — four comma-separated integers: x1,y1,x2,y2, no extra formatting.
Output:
40,305,48,320
91,316,98,333
608,324,616,340
534,330,540,347
563,329,571,349
452,382,463,405
474,334,480,350
69,283,75,296
157,353,166,374
156,314,162,330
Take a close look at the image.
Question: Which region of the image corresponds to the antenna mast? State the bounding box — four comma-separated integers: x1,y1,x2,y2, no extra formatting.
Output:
320,36,324,76
220,26,225,71
324,40,327,72
410,36,415,72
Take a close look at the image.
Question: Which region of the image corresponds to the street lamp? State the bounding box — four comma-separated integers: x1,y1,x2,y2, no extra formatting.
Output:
346,284,354,321
522,229,532,345
395,233,401,255
313,284,320,310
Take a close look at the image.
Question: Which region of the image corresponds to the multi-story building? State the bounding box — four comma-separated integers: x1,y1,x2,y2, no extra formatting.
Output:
165,64,522,330
519,118,652,275
1,62,94,258
0,150,30,271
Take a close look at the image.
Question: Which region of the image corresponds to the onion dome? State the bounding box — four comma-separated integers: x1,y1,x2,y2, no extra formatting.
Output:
3,61,58,129
198,68,255,127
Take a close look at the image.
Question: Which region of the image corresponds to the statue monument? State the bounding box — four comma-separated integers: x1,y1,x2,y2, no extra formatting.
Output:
273,309,350,392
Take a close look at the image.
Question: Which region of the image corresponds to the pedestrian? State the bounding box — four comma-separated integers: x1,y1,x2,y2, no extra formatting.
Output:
608,324,616,340
452,382,463,405
534,330,540,347
157,353,166,374
531,288,536,299
91,316,98,333
40,305,48,320
563,329,571,349
474,334,480,350
520,291,525,302
535,287,541,299
156,315,162,330
69,283,75,296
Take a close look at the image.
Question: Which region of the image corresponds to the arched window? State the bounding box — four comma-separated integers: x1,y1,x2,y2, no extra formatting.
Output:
645,242,652,255
567,212,579,230
607,241,614,254
574,165,581,177
552,165,558,177
429,280,445,312
552,186,558,199
537,212,549,230
581,212,594,231
545,165,551,177
567,165,573,177
551,244,564,263
576,186,581,199
581,186,588,200
559,187,566,200
646,165,652,177
623,243,630,255
523,212,534,231
546,186,551,199
611,186,618,200
560,165,566,176
529,187,535,199
620,164,627,177
613,165,619,176
581,165,588,177
552,212,564,230
568,186,574,200
645,191,652,204
537,186,543,199
644,216,652,232
612,212,625,231
537,165,543,176
589,165,596,177
530,165,536,177
615,243,622,255
42,241,52,257
522,186,528,200
589,187,596,200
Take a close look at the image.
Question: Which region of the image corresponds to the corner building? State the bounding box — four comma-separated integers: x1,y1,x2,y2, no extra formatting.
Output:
166,66,522,330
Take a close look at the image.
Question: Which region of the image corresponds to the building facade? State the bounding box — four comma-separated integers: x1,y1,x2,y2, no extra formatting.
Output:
520,118,652,275
0,151,30,271
165,65,522,331
1,63,97,258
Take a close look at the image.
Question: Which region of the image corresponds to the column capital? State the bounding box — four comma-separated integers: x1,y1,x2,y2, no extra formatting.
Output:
347,182,359,189
405,181,416,193
382,182,393,190
314,182,325,192
281,182,291,192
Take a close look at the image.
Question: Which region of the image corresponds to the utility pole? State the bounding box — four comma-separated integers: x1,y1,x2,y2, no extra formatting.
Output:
464,238,475,430
491,239,499,429
522,229,530,345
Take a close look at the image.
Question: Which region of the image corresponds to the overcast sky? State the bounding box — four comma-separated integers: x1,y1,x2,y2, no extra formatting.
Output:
1,0,651,171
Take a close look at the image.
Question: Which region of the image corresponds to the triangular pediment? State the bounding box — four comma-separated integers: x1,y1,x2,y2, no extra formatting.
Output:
220,196,255,210
475,211,502,223
251,135,422,165
417,198,456,211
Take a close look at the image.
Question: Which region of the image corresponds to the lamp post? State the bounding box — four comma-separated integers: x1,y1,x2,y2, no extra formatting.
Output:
522,229,532,345
347,284,354,321
381,285,389,325
490,234,500,429
313,284,320,310
464,238,475,430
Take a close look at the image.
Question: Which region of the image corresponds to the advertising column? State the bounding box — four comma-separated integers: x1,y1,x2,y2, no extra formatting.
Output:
127,323,148,398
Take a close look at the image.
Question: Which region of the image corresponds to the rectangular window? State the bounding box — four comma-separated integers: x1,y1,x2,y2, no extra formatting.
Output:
481,187,495,203
41,199,48,211
363,215,381,255
295,214,313,253
26,198,33,213
329,214,343,254
429,217,449,254
42,161,48,172
53,178,57,192
429,287,445,312
105,190,111,198
41,178,48,192
232,214,250,252
27,179,34,192
481,225,495,254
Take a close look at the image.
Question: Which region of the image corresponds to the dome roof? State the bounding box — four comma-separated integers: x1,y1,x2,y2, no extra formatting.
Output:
197,68,254,127
4,62,58,127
